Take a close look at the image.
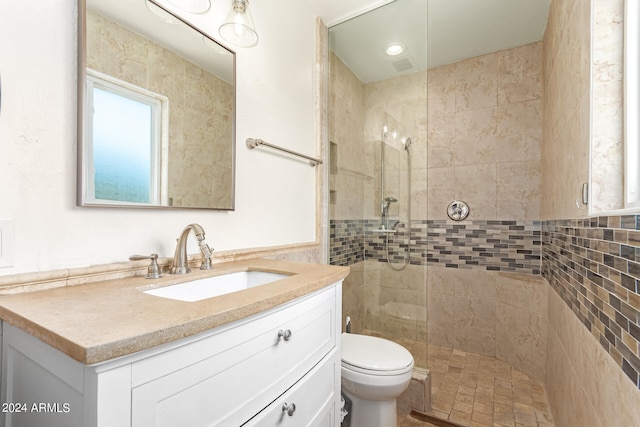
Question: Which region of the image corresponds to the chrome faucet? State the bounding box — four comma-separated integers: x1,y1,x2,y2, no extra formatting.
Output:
171,223,214,274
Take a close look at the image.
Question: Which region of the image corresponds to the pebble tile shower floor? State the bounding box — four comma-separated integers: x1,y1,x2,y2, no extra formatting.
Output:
373,334,557,427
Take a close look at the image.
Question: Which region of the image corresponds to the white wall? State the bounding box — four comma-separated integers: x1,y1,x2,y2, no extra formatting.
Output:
0,0,319,275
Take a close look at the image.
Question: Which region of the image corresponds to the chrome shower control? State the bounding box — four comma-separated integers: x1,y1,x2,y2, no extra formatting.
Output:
447,200,470,221
278,329,292,341
282,403,296,416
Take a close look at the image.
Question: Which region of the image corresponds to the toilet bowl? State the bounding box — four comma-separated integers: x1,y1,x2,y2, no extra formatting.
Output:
341,333,414,427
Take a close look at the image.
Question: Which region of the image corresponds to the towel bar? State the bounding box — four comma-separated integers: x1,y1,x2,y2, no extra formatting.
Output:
246,138,323,167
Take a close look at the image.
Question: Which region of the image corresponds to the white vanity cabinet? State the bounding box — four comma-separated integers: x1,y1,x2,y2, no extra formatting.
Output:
0,282,342,427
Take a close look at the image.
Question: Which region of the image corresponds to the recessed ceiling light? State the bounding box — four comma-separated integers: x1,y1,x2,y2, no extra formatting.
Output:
385,43,405,56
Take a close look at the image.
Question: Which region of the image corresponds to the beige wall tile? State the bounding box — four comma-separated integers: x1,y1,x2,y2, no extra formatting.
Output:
428,64,457,117
342,261,365,333
496,100,542,163
427,266,455,296
427,268,547,377
454,164,497,219
591,78,624,212
497,161,541,220
455,53,499,111
427,113,456,168
328,51,368,220
496,273,548,315
544,288,640,427
425,43,543,222
454,107,498,166
541,0,590,219
498,43,543,105
428,292,456,348
453,268,496,300
427,167,455,220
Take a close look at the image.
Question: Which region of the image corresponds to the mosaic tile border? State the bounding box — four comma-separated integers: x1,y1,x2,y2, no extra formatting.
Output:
329,220,364,266
330,219,541,274
423,220,540,273
542,215,640,392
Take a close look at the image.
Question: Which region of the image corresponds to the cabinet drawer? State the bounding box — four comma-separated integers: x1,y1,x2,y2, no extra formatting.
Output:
131,288,337,427
244,350,337,427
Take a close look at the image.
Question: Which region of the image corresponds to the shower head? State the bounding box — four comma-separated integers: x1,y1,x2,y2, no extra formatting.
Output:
382,196,397,215
404,137,413,151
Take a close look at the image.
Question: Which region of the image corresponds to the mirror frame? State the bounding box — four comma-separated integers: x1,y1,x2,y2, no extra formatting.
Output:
77,0,236,210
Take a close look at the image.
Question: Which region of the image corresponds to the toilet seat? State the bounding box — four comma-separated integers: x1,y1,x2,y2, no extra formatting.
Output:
341,333,414,376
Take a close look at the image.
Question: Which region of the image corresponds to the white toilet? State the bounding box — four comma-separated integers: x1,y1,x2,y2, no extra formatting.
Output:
341,333,414,427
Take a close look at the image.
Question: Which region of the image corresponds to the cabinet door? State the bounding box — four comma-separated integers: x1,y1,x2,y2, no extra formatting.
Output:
243,350,337,427
131,289,337,427
1,324,84,427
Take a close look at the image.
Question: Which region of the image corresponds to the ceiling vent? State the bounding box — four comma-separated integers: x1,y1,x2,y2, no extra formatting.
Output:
392,58,414,72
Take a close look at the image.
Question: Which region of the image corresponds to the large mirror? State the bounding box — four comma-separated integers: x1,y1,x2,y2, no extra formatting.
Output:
78,0,235,209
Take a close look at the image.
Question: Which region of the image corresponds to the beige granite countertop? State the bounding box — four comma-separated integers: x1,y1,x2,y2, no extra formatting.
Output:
0,258,349,365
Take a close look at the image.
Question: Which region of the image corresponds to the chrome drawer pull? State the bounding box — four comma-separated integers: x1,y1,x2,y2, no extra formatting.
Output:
277,329,292,341
282,402,296,416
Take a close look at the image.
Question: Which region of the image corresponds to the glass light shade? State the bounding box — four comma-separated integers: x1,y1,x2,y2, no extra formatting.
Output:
219,0,258,48
166,0,211,14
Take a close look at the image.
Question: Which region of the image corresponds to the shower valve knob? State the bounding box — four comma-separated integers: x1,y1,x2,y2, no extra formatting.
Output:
447,200,470,221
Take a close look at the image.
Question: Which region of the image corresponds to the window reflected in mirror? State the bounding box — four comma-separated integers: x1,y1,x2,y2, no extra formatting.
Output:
86,72,165,205
79,0,235,210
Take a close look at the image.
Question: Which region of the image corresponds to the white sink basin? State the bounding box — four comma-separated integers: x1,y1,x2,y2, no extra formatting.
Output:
143,271,290,302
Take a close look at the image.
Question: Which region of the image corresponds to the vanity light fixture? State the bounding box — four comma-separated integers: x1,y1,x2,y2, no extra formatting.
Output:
166,0,211,14
219,0,259,48
385,43,405,56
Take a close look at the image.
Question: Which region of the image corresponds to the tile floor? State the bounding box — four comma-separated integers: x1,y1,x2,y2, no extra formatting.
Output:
361,331,555,427
399,414,442,427
422,344,555,426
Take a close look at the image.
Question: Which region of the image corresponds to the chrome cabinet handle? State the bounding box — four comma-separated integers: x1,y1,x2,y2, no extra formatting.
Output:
278,329,292,341
282,402,296,416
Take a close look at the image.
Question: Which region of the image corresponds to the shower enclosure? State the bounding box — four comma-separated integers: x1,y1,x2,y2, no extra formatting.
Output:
328,1,554,424
328,0,429,370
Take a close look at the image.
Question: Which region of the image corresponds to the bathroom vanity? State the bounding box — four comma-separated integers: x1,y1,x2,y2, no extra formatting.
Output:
0,259,348,427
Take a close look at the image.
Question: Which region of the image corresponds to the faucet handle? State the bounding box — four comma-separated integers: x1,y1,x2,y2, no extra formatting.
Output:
199,243,214,270
129,253,162,279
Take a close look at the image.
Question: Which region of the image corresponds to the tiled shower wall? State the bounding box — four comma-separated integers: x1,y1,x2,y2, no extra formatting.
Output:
325,211,640,393
330,0,640,422
331,213,640,393
542,215,640,391
330,219,540,274
331,219,548,380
